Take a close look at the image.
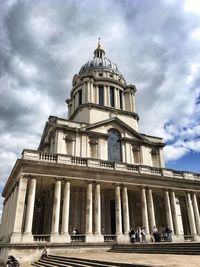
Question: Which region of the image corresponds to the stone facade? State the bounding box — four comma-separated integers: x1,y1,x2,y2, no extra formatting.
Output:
1,42,200,265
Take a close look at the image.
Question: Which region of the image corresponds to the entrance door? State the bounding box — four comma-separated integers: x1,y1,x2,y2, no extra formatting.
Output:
110,200,116,234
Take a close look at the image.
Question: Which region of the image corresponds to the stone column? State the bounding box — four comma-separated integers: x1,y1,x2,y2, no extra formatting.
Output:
147,188,156,231
164,190,174,233
10,177,28,243
122,186,130,242
107,86,110,106
23,178,37,242
94,183,104,242
104,85,107,106
185,192,197,238
0,202,6,238
87,81,91,102
115,186,124,242
90,81,94,103
141,187,149,234
114,88,118,108
130,93,133,112
170,191,180,237
8,192,15,237
50,180,61,242
61,181,70,242
191,193,200,236
85,182,93,242
4,195,12,238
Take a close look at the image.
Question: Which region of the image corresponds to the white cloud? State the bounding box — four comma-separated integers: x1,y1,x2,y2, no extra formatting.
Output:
164,145,188,162
184,0,200,14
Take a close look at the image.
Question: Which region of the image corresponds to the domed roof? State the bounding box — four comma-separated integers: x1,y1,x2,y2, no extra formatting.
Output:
79,40,123,76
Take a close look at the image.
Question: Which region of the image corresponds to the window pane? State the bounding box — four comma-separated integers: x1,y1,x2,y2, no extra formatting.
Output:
119,90,123,109
108,129,122,162
110,87,115,107
99,85,104,106
78,90,82,105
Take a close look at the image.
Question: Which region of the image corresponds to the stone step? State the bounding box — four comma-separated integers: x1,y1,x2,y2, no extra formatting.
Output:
109,242,200,255
33,255,138,267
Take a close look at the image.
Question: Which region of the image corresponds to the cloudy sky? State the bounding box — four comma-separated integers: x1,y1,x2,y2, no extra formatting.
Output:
1,0,200,218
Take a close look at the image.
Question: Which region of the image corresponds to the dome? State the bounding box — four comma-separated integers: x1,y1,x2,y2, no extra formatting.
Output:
79,57,122,75
79,40,123,76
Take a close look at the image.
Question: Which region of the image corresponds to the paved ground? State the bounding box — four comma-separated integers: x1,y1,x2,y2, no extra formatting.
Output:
1,251,200,267
67,252,200,267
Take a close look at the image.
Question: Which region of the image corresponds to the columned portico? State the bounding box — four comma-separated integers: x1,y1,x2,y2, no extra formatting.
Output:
22,178,36,242
50,179,61,242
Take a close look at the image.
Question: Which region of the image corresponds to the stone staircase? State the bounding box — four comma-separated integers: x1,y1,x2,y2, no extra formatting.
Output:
109,242,200,255
32,255,146,267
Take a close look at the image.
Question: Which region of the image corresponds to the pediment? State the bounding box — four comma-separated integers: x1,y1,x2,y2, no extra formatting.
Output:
82,117,148,143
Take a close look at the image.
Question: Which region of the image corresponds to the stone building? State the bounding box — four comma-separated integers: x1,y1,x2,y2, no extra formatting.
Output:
1,41,200,264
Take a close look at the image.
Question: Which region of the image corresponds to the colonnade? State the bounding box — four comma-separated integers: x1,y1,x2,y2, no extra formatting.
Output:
1,176,200,244
70,80,135,114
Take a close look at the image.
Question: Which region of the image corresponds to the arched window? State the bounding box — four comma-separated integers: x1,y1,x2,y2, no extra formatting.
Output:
108,129,122,162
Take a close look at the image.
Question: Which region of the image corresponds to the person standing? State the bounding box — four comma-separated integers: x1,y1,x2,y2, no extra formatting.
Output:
152,226,159,242
141,227,147,243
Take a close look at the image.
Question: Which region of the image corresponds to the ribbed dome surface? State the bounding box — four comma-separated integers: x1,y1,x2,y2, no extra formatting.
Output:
79,56,122,75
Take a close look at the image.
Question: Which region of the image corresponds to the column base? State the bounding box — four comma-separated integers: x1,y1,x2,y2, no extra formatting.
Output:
22,233,34,243
192,234,200,241
10,233,23,243
59,233,71,243
116,233,127,243
93,233,104,243
50,233,61,243
85,233,95,243
172,234,184,242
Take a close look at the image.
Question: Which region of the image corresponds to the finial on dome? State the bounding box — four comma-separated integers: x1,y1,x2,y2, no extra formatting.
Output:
98,37,101,48
94,38,105,58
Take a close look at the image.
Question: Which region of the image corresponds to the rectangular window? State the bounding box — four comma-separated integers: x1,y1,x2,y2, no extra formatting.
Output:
78,89,82,105
99,85,104,106
110,86,115,107
119,90,123,109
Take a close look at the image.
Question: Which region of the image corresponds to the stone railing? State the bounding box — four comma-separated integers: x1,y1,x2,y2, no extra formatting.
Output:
70,234,85,242
103,234,116,242
22,150,200,182
33,234,50,242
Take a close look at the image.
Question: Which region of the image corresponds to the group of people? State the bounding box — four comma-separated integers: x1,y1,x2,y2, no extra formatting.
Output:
129,226,147,243
129,226,172,243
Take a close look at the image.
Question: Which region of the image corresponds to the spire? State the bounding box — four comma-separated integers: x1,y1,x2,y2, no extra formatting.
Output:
98,37,101,48
94,38,105,58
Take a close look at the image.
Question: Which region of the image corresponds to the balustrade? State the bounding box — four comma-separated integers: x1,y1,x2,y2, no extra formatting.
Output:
22,150,200,182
